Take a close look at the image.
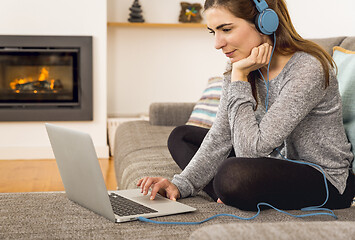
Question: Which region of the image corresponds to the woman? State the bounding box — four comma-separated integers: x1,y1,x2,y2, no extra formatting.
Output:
138,0,355,210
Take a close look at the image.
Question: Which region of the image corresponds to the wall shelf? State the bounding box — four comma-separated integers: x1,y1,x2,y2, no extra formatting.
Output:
107,22,207,28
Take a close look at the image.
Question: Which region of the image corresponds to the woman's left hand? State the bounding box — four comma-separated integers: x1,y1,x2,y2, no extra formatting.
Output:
231,43,273,82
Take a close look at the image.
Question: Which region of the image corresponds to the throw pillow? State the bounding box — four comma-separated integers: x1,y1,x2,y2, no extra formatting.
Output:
186,77,223,129
333,46,355,173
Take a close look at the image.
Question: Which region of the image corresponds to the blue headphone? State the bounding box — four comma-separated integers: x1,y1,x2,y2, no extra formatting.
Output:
252,0,279,35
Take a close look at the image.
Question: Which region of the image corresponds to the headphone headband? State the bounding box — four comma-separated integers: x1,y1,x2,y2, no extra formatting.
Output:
252,0,269,12
251,0,279,35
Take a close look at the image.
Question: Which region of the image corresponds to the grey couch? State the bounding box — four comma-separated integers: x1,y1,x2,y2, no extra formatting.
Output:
113,37,355,239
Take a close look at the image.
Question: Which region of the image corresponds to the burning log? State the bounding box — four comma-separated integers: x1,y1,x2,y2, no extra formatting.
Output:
14,79,63,93
10,67,63,93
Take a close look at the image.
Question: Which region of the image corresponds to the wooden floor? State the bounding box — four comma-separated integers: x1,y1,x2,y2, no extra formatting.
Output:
0,157,117,193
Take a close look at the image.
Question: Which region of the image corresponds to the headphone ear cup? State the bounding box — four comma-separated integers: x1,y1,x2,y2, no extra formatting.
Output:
255,9,279,35
254,13,263,34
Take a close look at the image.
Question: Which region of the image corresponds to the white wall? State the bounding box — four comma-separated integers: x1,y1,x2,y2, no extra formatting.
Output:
288,0,355,38
107,0,226,116
0,0,108,159
107,0,355,116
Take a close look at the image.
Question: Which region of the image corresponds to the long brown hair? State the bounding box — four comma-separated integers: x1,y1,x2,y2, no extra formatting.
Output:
204,0,335,103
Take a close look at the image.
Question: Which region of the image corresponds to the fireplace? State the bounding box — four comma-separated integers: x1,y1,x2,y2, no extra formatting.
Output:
0,35,92,121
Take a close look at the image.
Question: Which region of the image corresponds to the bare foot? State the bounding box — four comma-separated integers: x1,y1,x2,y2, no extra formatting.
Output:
217,198,224,204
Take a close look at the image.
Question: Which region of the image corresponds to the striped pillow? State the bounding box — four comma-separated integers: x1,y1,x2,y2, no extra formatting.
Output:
186,77,223,129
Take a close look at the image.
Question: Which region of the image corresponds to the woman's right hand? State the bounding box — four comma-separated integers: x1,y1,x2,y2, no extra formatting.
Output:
231,43,273,82
137,177,181,201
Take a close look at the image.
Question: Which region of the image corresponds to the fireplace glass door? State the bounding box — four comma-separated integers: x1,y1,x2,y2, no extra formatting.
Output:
0,49,79,106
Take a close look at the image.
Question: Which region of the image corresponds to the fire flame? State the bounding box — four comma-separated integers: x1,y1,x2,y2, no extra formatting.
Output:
10,67,55,91
38,67,49,81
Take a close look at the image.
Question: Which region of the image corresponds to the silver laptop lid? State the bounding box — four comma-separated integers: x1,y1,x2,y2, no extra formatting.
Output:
45,123,116,222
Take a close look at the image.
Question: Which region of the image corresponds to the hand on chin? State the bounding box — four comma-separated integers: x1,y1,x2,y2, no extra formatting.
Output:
229,56,242,64
232,44,272,77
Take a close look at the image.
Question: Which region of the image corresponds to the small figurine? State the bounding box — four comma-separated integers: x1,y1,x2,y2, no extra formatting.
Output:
179,2,202,23
128,0,145,23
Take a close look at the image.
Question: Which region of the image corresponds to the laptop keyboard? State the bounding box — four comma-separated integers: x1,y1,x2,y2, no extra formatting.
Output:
109,193,157,217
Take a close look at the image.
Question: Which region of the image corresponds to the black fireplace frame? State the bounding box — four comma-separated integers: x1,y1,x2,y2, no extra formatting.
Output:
0,35,93,121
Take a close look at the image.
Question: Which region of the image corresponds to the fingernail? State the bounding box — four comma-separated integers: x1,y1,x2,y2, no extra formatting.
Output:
172,198,176,201
150,196,154,200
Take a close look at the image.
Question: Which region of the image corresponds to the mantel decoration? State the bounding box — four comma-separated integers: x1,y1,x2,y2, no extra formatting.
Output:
179,2,202,23
128,0,145,23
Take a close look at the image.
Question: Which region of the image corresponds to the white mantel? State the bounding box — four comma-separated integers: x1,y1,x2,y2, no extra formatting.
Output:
0,0,108,159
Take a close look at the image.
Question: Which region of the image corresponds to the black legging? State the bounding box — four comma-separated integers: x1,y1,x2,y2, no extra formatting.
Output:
168,125,355,211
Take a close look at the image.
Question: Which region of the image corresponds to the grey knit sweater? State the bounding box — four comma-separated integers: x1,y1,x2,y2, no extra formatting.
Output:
172,52,353,198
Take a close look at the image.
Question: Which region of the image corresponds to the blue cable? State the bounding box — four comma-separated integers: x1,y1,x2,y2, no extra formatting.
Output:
258,32,277,111
138,201,336,225
138,32,337,225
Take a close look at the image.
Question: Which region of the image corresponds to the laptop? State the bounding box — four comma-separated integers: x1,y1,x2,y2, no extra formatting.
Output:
45,123,196,223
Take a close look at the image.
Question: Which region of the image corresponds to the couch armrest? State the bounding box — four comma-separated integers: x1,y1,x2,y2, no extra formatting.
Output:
149,102,195,126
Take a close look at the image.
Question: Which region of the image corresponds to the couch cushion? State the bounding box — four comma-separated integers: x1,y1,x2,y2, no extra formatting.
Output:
114,120,174,159
339,36,355,51
333,46,355,172
114,120,181,189
186,77,223,129
149,102,195,126
189,221,355,240
311,36,346,55
115,146,181,189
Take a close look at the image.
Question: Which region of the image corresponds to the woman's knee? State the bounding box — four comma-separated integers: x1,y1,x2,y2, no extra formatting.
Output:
168,125,208,151
213,157,256,209
167,125,186,150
